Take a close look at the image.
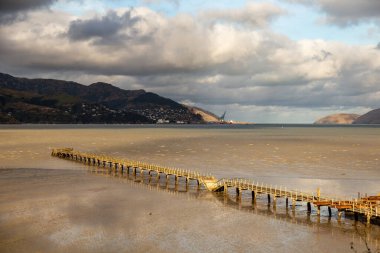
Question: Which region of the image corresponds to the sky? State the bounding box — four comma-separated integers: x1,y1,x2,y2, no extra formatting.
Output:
0,0,380,123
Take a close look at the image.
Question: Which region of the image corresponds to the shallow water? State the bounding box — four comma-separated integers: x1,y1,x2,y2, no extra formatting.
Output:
0,125,379,252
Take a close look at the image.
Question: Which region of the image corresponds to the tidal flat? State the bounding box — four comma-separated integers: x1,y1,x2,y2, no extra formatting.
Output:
0,125,379,253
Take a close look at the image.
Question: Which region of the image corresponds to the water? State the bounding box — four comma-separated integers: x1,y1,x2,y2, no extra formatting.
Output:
0,125,379,252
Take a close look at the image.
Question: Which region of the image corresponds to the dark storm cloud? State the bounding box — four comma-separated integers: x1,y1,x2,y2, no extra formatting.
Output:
67,10,142,44
0,0,57,23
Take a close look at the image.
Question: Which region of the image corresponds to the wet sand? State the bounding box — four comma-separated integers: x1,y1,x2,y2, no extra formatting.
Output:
0,125,379,252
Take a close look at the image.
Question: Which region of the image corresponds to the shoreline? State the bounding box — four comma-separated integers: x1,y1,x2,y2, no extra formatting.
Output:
1,123,380,130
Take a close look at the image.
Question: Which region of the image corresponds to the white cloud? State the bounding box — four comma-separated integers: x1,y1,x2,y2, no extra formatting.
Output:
197,75,223,84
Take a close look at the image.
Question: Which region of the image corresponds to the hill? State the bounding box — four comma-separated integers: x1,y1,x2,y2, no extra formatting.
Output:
314,113,360,124
353,109,380,124
186,106,220,122
0,73,203,124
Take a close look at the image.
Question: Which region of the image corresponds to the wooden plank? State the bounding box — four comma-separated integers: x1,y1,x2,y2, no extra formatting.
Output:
333,205,353,209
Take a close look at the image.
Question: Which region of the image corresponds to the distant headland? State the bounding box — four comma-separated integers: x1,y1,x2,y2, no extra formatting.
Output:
315,109,380,125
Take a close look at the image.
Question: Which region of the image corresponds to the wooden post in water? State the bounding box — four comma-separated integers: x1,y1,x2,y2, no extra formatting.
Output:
337,211,342,221
328,206,332,217
267,194,271,205
251,191,256,205
307,202,312,213
224,183,228,195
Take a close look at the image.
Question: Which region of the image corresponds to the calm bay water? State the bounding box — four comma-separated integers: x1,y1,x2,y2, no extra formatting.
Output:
0,125,379,252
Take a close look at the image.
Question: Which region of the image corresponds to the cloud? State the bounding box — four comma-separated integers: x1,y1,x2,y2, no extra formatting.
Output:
318,0,380,26
285,0,380,26
0,0,56,12
0,0,57,24
201,2,286,28
0,5,380,122
67,10,143,45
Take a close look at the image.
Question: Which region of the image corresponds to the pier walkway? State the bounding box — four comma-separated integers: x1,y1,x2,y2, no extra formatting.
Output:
51,148,217,190
52,148,380,225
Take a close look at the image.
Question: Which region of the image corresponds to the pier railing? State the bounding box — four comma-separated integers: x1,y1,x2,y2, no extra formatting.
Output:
51,148,380,224
51,148,216,188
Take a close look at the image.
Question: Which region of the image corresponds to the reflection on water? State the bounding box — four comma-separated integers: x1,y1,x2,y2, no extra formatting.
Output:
89,166,380,250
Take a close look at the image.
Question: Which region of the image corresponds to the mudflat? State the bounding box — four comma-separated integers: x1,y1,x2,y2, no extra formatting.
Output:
0,125,379,253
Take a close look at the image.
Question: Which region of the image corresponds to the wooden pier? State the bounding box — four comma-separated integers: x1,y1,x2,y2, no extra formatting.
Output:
52,147,380,225
51,148,216,190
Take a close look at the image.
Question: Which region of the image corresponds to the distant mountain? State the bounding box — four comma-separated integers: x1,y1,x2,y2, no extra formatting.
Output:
0,73,203,124
186,106,220,122
353,109,380,124
314,113,360,124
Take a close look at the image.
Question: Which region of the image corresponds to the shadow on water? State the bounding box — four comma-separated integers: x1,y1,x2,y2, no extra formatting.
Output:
87,166,380,251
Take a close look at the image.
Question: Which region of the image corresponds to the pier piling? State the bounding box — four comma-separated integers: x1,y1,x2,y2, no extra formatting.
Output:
51,147,380,225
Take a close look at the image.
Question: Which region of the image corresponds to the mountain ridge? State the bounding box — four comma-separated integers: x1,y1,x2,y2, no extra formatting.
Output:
0,73,204,124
